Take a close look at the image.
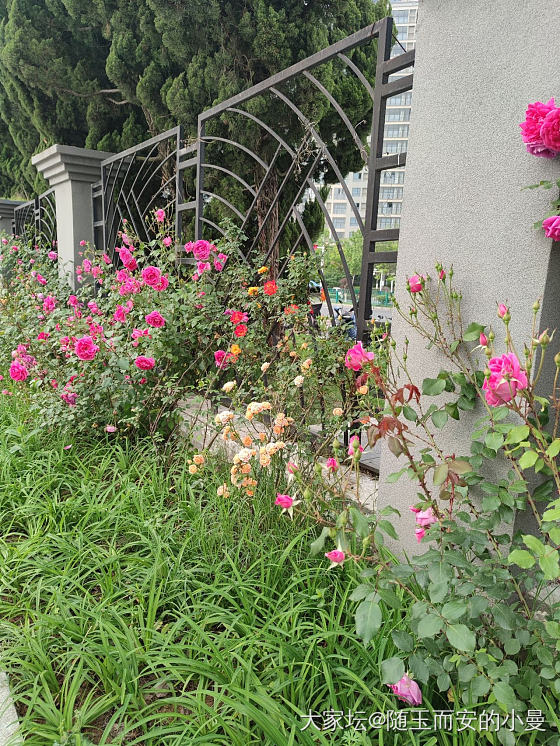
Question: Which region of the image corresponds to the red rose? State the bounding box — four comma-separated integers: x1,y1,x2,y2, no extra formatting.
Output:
234,324,248,338
263,281,277,296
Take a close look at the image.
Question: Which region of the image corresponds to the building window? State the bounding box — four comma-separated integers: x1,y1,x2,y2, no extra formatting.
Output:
387,108,411,122
352,172,363,181
393,10,409,23
378,217,400,229
333,203,347,214
382,170,405,184
381,187,404,200
333,187,345,198
349,217,359,227
387,92,412,106
333,218,346,230
384,124,409,138
352,187,361,196
383,140,408,154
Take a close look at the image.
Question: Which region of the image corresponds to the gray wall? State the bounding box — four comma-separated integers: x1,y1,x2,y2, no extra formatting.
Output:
377,0,560,555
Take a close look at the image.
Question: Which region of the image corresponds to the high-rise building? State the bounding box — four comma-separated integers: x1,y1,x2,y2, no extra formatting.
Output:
324,1,417,239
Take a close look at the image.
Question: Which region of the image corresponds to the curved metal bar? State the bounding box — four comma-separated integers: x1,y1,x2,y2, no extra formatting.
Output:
270,86,364,235
337,52,375,101
142,175,177,217
136,147,178,203
302,70,368,163
200,217,226,236
201,136,268,170
201,190,245,222
225,107,296,158
201,162,256,196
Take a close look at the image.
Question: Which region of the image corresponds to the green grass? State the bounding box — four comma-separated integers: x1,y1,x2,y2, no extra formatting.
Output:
0,394,553,745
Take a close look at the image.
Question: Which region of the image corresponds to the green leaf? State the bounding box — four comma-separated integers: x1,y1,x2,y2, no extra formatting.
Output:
428,580,448,603
523,535,546,557
355,600,382,645
381,656,405,685
446,624,476,652
432,410,448,429
437,673,451,691
504,425,530,445
519,450,539,469
447,459,472,475
492,681,516,711
391,630,414,652
471,675,491,697
417,615,443,638
433,464,449,486
378,520,398,540
403,405,418,422
485,432,504,451
543,507,560,521
349,584,372,602
441,600,467,622
507,549,536,569
539,551,560,580
422,378,446,396
386,467,407,484
350,506,370,539
463,322,486,341
310,527,331,556
546,439,560,458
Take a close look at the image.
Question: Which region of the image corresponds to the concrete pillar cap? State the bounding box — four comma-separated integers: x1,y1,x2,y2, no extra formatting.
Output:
31,144,114,187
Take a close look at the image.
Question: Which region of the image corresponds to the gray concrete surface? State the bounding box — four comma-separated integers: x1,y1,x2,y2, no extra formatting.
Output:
377,0,560,556
0,674,20,745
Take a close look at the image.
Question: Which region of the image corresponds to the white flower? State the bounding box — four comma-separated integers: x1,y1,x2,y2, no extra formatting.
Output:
293,375,304,387
222,381,236,393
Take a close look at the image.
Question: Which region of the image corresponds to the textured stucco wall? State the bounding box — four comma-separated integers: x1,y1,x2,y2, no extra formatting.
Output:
377,0,560,555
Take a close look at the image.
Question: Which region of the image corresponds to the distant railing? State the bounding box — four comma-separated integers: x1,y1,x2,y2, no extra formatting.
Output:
12,188,57,247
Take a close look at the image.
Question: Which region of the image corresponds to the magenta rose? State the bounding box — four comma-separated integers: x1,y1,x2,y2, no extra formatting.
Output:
408,274,423,293
387,674,422,706
325,549,345,565
141,266,162,287
344,341,375,371
482,352,528,407
74,335,99,361
540,107,560,152
526,143,558,159
9,361,28,381
192,240,212,261
145,311,166,328
275,494,293,509
543,215,560,241
155,275,169,291
214,349,233,369
134,356,155,370
520,98,556,144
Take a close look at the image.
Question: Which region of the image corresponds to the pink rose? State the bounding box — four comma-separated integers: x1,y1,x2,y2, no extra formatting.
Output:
113,305,127,323
415,526,426,543
344,341,375,371
141,266,162,287
74,335,99,361
43,295,56,313
497,304,508,319
192,240,212,261
325,550,345,565
102,253,111,265
184,242,195,253
275,494,293,509
482,352,528,407
214,349,233,369
408,274,423,293
9,361,28,381
520,98,556,145
145,311,166,328
48,251,57,260
526,143,558,159
134,356,155,370
105,425,117,432
348,435,363,457
36,274,47,286
196,261,211,274
543,215,560,241
540,107,560,152
326,457,339,471
479,332,488,347
286,461,298,474
388,674,422,706
155,208,165,223
411,506,437,528
155,275,169,291
163,236,172,247
61,392,78,406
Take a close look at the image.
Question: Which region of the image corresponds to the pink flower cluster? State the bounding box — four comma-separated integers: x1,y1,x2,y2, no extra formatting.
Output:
344,341,374,371
184,240,228,279
410,506,437,543
521,98,560,158
482,352,528,407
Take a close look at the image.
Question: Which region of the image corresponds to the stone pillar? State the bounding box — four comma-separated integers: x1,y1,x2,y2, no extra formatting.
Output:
377,0,560,555
31,145,112,285
0,199,23,236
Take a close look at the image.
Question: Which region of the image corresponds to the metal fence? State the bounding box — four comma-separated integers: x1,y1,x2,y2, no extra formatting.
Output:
12,188,57,247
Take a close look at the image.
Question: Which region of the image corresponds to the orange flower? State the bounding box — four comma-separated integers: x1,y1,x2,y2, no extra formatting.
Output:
248,286,259,296
284,304,299,315
257,266,268,274
230,343,242,356
263,280,278,296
